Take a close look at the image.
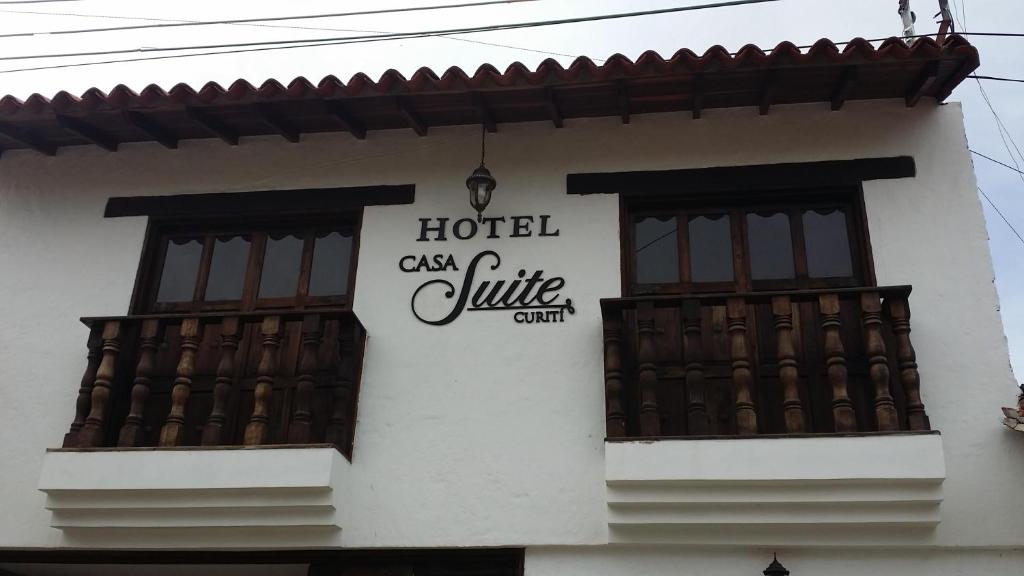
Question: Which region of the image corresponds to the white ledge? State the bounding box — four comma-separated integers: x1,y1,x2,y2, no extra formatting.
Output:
38,446,348,548
605,433,945,547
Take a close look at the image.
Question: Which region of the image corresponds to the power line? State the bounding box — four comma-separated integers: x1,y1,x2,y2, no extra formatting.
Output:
0,0,787,63
975,77,1024,185
972,149,1024,176
955,2,1024,250
3,26,1019,74
0,0,542,38
0,29,597,75
979,187,1024,247
0,0,587,63
0,0,80,4
0,27,1007,77
972,74,1024,84
951,2,1024,188
0,14,605,76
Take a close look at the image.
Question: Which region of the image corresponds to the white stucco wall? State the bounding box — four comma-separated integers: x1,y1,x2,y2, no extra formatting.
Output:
0,100,1020,567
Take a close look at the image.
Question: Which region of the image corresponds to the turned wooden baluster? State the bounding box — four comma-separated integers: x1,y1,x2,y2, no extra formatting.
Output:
159,318,202,447
861,292,899,431
201,317,241,446
682,300,709,435
117,319,162,447
727,297,758,435
63,326,103,447
819,294,857,432
772,296,805,433
289,315,324,444
325,320,354,450
603,313,627,438
244,315,283,445
78,321,122,447
636,303,661,436
886,295,929,430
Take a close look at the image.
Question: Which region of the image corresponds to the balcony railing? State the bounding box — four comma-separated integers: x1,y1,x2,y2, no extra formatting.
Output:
601,286,929,438
62,309,365,458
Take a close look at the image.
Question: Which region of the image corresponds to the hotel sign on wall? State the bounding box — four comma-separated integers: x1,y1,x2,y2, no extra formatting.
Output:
402,215,575,326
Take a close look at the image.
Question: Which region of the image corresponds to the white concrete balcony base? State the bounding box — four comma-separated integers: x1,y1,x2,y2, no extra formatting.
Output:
38,445,347,548
605,432,945,547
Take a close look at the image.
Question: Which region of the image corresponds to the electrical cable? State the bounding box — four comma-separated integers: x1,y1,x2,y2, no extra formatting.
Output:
952,1,1024,186
953,1,1024,250
972,149,1024,176
0,28,997,76
979,187,1024,247
0,0,589,63
0,27,1014,76
0,0,542,38
971,75,1024,84
0,0,788,62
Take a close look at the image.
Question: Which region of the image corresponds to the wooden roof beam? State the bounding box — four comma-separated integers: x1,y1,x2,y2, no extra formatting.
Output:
55,114,118,152
691,76,704,120
616,81,630,124
830,66,859,111
122,111,177,149
185,106,238,146
323,101,366,140
544,86,563,128
255,104,300,143
472,92,497,133
905,62,939,107
397,97,427,137
759,70,777,116
0,121,57,156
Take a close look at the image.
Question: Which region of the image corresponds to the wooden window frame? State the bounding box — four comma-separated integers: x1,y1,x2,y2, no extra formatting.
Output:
622,186,876,296
130,214,362,315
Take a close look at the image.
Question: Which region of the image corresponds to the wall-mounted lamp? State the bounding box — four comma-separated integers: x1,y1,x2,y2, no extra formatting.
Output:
466,125,496,222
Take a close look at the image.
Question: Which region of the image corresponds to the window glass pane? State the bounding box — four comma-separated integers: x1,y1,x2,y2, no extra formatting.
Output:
804,209,854,277
259,233,304,299
309,231,353,297
689,214,733,283
634,216,679,284
156,238,202,303
747,212,796,280
204,235,250,301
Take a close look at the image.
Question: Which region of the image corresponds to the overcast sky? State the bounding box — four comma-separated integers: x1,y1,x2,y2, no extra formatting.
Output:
0,0,1020,386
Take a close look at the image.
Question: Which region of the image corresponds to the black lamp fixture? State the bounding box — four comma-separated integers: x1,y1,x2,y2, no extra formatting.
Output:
763,553,790,576
466,124,497,222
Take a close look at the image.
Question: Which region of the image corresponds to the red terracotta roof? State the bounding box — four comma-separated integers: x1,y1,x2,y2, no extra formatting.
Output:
0,35,979,156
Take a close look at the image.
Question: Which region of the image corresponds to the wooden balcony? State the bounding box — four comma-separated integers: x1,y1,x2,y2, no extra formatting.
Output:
61,309,364,458
601,286,929,438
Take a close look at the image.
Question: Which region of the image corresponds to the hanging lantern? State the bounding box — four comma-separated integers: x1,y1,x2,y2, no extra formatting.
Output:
466,125,496,222
763,554,790,576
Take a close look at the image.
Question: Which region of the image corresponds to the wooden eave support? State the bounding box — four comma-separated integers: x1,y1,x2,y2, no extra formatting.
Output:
55,114,118,152
544,86,563,128
934,58,977,102
323,100,366,140
397,97,427,137
759,69,777,116
255,104,300,143
122,111,177,149
691,76,704,120
185,106,239,145
830,66,859,111
472,92,497,133
616,81,630,124
0,121,57,156
906,61,940,107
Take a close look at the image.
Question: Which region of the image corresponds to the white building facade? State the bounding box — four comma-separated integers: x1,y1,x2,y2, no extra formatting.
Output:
0,35,1021,575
